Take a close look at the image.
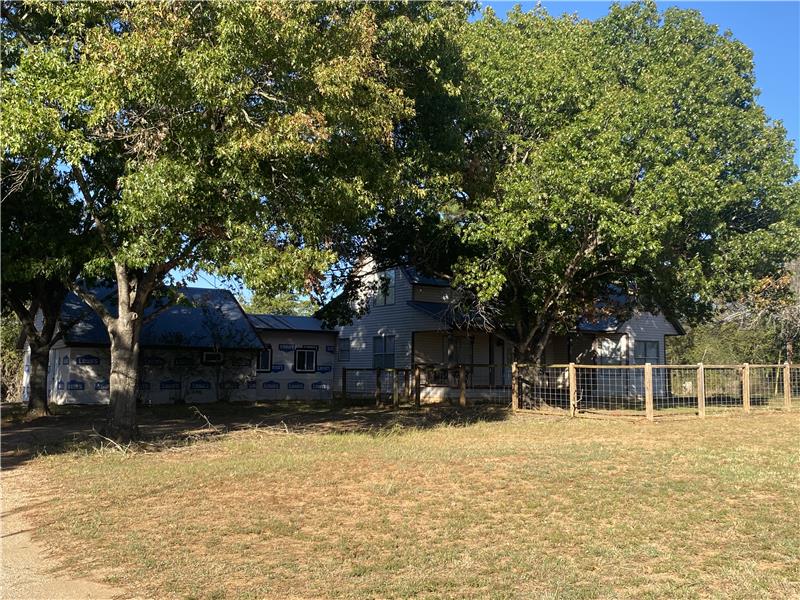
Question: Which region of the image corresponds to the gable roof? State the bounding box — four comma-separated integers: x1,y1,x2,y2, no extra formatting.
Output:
60,287,264,350
248,314,333,332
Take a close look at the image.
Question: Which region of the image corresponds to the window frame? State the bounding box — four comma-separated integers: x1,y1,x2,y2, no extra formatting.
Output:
374,269,396,307
257,347,272,372
372,335,396,369
337,338,351,362
633,340,660,365
294,348,317,373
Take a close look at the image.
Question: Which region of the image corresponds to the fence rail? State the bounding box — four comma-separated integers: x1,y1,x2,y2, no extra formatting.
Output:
512,362,799,420
340,362,799,420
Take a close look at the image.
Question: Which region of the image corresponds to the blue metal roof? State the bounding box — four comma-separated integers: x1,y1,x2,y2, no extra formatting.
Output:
60,287,264,349
248,314,333,332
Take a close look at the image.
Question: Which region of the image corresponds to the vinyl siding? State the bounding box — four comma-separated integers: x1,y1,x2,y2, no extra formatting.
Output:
333,267,449,394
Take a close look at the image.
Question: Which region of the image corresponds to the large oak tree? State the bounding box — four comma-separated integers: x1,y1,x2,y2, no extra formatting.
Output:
451,2,800,363
2,1,471,439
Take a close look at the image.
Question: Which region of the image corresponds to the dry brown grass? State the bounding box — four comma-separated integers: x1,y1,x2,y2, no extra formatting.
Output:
17,411,800,599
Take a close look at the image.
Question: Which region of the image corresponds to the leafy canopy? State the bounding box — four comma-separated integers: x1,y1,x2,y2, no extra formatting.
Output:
453,1,800,353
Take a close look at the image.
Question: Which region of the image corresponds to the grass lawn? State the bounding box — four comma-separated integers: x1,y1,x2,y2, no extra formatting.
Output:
18,410,800,599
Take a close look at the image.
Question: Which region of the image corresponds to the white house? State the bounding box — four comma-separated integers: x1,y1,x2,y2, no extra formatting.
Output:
23,270,683,406
332,266,684,401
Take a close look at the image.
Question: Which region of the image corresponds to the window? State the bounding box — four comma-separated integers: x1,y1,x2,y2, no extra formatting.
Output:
373,335,395,368
596,336,625,365
201,352,223,365
257,347,272,372
337,338,351,362
634,340,660,365
294,348,317,373
374,269,396,306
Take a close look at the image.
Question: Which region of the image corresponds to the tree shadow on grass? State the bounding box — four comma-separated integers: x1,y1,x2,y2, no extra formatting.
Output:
1,401,510,470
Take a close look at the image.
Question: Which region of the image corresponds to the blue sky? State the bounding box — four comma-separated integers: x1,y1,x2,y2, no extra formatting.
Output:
484,1,800,165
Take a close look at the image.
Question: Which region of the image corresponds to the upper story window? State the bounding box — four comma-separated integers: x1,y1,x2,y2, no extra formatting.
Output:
633,340,660,365
257,347,272,372
337,338,351,362
295,348,317,373
374,269,396,306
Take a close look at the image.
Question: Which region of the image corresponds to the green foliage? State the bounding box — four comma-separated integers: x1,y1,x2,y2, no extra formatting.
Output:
452,1,800,357
240,292,318,317
0,312,24,402
2,1,472,295
667,321,783,364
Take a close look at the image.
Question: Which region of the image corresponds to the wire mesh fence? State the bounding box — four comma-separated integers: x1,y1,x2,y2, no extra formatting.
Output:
790,366,800,408
516,364,570,412
339,363,797,418
513,362,796,420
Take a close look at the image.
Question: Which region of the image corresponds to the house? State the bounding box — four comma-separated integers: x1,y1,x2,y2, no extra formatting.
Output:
23,268,684,406
332,266,684,401
23,287,266,405
247,314,338,401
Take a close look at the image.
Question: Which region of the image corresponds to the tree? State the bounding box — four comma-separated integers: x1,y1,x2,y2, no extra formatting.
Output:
0,157,97,415
2,1,471,439
450,2,800,363
717,260,800,363
240,292,318,317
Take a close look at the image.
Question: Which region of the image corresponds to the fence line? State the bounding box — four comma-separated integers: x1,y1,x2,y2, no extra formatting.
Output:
513,362,799,420
339,362,799,420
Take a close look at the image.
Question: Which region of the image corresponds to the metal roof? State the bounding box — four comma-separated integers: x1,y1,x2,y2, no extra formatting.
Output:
248,314,333,332
60,287,264,349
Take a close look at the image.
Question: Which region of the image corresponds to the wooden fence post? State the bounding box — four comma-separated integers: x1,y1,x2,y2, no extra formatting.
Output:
459,364,467,407
342,368,347,404
697,363,706,418
644,362,654,421
375,368,382,406
414,365,421,408
742,363,751,413
511,362,519,410
392,369,399,408
784,362,792,410
568,362,577,417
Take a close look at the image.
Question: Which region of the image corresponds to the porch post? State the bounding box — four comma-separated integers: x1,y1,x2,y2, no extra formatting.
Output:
511,362,519,410
375,368,382,406
459,364,466,407
392,369,399,408
342,368,347,404
414,365,421,408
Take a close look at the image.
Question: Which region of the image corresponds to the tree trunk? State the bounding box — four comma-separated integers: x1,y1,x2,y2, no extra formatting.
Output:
107,317,142,442
27,345,51,416
787,338,794,365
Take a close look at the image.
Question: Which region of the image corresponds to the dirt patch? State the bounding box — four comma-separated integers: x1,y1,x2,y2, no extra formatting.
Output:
1,469,124,600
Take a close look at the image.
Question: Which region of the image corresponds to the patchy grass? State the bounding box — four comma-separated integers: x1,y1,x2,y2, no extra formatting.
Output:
20,411,800,599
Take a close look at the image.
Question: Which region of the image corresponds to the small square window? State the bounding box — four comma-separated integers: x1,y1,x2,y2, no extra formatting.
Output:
295,348,317,373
